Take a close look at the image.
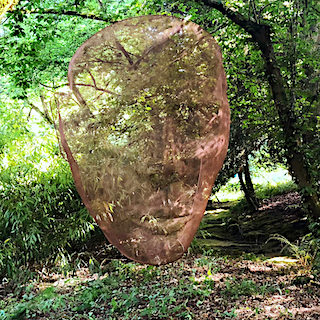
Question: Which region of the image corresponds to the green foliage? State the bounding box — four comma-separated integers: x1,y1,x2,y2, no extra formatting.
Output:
222,278,276,299
255,181,298,200
0,96,30,153
240,252,267,262
0,285,66,320
1,254,292,320
0,158,95,278
309,220,320,269
267,233,320,269
0,1,104,96
224,179,297,219
0,115,97,279
0,261,199,319
0,0,319,283
0,0,153,97
195,255,222,275
216,171,297,204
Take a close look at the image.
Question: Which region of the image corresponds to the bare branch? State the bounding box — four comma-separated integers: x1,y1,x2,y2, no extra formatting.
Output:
115,40,134,65
40,82,69,90
75,83,120,96
86,69,97,88
27,100,54,125
313,6,320,15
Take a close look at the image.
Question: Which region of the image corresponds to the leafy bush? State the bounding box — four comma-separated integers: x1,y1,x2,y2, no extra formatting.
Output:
255,181,297,199
307,221,320,271
0,138,97,279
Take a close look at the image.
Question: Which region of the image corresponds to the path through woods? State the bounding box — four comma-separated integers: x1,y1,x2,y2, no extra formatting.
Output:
200,192,309,254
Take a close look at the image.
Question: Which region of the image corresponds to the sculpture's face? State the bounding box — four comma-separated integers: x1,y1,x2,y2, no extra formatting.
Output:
59,15,230,265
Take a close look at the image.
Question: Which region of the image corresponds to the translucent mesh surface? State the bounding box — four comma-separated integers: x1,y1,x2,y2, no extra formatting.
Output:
58,15,230,265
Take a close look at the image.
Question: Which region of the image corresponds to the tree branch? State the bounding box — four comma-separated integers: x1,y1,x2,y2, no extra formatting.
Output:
75,83,120,97
197,0,320,218
40,82,69,90
195,0,266,38
16,8,113,23
27,100,54,125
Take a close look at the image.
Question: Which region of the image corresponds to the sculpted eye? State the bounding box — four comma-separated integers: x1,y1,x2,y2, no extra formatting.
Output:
57,15,230,265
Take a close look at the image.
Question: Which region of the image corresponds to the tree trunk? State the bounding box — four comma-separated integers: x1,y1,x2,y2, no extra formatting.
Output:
250,25,320,219
198,0,320,219
238,152,258,212
243,152,259,208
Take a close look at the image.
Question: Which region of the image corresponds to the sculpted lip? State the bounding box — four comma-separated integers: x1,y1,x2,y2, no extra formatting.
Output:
57,15,230,265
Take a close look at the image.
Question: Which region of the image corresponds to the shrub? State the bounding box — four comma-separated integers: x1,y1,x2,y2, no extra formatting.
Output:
0,158,97,279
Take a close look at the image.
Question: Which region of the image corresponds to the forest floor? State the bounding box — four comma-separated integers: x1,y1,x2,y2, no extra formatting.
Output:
1,254,319,319
1,192,319,320
199,191,309,254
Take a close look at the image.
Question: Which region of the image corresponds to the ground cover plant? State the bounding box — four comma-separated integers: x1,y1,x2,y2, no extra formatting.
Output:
1,252,320,320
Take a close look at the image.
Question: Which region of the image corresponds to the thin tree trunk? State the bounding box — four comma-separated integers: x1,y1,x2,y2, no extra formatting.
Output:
243,152,259,210
238,170,254,212
238,152,258,212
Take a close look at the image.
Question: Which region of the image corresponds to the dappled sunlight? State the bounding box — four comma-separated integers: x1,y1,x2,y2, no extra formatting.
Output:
289,306,320,317
235,294,320,319
246,264,272,272
267,257,300,265
36,267,109,292
3,254,318,319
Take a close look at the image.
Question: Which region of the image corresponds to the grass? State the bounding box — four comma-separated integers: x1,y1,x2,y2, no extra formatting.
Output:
255,180,297,199
215,178,298,225
213,166,297,202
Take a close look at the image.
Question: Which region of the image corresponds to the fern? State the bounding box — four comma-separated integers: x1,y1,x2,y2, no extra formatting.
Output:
267,234,317,267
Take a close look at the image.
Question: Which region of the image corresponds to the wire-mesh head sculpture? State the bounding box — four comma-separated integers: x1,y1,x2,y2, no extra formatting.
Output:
58,15,230,265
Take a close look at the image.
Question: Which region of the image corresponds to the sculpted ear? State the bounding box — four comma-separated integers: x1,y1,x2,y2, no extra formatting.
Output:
58,15,230,265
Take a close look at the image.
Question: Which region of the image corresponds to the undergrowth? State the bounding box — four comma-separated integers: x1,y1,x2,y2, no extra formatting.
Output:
0,160,102,281
225,180,298,218
0,255,287,320
267,221,320,272
0,259,206,320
